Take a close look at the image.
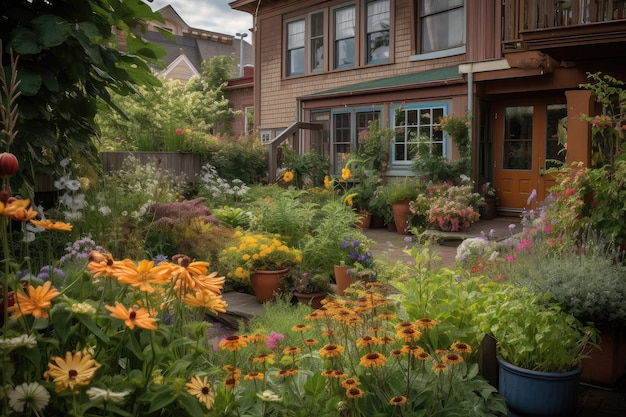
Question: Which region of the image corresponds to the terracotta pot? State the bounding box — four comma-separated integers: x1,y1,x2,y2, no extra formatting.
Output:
334,265,355,296
392,200,411,235
582,327,626,386
249,268,289,303
294,291,327,309
356,210,372,229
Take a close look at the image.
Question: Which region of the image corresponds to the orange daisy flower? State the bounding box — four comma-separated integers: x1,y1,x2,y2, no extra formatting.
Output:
432,363,447,372
30,218,73,231
244,372,265,381
442,353,464,365
1,199,31,217
450,341,472,354
359,352,386,367
415,318,441,329
115,259,170,293
253,353,275,364
291,324,312,332
9,281,59,319
183,290,228,314
319,344,344,358
346,387,363,399
341,378,360,389
219,335,248,352
395,327,421,343
87,251,118,279
303,338,319,346
389,396,408,406
105,302,157,330
44,351,101,392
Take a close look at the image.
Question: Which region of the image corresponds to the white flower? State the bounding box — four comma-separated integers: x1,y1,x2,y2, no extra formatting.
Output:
257,390,282,402
98,206,112,216
86,387,130,404
0,334,38,351
8,382,50,413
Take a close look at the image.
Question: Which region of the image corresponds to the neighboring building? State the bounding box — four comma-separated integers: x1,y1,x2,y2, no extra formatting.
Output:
230,0,626,214
224,65,255,136
145,5,253,82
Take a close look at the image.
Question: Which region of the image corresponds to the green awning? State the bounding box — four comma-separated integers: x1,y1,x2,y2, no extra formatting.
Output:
308,65,462,97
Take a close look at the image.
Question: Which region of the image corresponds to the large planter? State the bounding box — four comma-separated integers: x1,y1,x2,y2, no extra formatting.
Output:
356,210,372,229
497,357,581,417
294,291,327,309
249,268,289,303
582,327,626,386
480,198,497,220
334,265,355,296
392,200,411,235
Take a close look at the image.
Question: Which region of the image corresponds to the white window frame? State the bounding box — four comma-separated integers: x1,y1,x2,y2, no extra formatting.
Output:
260,130,272,144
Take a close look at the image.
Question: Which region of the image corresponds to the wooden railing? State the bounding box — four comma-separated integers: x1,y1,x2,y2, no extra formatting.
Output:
503,0,626,44
267,121,322,182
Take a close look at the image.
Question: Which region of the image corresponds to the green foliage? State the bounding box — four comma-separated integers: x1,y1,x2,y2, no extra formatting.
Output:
281,146,330,188
1,0,165,193
384,177,424,203
209,136,268,184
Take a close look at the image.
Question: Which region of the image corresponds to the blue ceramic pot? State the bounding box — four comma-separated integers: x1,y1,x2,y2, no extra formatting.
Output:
497,356,581,417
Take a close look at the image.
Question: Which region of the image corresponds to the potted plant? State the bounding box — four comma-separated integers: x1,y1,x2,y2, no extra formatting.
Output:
478,288,598,417
289,269,332,309
218,230,302,303
368,184,393,229
333,236,374,296
479,182,498,220
385,177,423,235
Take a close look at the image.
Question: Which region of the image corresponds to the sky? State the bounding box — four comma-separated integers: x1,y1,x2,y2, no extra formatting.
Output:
146,0,253,37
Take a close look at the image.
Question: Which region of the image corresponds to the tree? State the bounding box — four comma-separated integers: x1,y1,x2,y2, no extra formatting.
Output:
0,0,166,194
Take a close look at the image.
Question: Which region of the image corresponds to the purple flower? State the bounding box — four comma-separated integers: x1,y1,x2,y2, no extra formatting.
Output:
526,189,537,206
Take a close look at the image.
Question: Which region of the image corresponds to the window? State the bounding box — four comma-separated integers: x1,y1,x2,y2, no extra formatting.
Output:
334,6,356,68
392,104,445,164
261,131,272,144
418,0,464,54
366,0,390,64
332,109,380,173
503,106,533,170
310,12,325,72
545,104,567,169
287,19,305,76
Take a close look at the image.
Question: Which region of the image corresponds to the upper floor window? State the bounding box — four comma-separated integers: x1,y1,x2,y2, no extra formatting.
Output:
418,0,464,54
287,19,305,76
366,0,390,64
334,6,356,69
310,12,325,72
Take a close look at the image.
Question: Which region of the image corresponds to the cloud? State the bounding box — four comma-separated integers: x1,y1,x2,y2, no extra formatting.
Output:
145,0,252,36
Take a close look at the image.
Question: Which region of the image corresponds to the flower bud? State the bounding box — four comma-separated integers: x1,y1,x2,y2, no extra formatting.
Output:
0,152,18,177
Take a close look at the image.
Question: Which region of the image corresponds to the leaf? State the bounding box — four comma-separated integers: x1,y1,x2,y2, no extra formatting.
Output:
32,15,72,48
10,28,42,54
145,385,177,413
75,314,110,344
16,69,42,96
177,393,206,416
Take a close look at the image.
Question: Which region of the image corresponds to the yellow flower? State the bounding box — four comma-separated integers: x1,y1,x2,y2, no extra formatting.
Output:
183,290,228,314
105,301,157,330
450,341,472,354
219,335,248,351
283,171,294,183
9,281,59,319
442,353,464,365
115,259,170,293
44,351,101,392
186,376,215,410
346,387,363,398
389,396,407,406
324,175,330,189
244,372,265,381
319,344,344,358
341,168,351,180
359,352,386,367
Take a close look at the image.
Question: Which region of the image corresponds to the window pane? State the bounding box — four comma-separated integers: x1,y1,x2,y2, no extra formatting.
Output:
503,106,533,170
368,31,389,62
311,12,324,72
287,20,305,48
335,7,355,39
392,105,446,163
421,0,464,15
288,49,305,75
421,7,464,53
546,104,567,168
367,0,389,31
335,38,355,67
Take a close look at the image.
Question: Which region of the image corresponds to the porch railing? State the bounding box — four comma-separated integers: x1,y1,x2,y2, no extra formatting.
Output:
502,0,626,44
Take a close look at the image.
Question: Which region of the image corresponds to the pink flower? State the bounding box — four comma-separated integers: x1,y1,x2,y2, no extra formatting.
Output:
517,239,531,252
544,225,553,234
175,128,184,135
505,254,516,261
266,331,284,349
565,188,574,196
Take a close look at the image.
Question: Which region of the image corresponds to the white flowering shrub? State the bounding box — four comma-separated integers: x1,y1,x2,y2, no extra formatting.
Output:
197,162,249,205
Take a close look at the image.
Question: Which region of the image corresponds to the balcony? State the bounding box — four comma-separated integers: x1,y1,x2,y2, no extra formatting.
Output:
502,0,626,60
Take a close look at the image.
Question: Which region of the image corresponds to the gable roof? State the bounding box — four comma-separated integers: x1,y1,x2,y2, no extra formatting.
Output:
305,65,462,98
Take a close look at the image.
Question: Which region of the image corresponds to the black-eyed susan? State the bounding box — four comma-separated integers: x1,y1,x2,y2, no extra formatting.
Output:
415,317,441,329
252,353,275,364
340,378,360,389
219,335,248,351
44,351,101,392
319,343,344,358
8,281,59,320
356,335,379,348
223,376,239,389
331,369,347,378
378,335,395,345
222,365,242,378
283,346,301,355
291,324,312,332
450,341,472,354
442,353,463,365
346,387,363,399
186,376,215,410
402,345,424,358
359,352,386,367
416,351,431,361
275,369,299,378
303,338,319,346
105,302,157,330
389,396,407,406
394,321,415,330
390,349,405,358
395,327,421,343
244,372,265,381
432,363,447,372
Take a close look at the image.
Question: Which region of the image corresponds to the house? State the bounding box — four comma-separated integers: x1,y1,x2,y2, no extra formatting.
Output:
229,0,626,214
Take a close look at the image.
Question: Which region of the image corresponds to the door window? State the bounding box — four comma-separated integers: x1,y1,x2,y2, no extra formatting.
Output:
503,106,533,170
